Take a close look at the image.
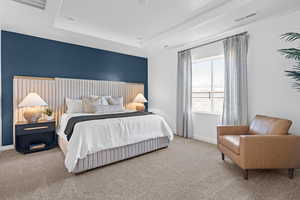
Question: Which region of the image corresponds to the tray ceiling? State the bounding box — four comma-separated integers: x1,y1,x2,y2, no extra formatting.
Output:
1,0,300,56
55,0,228,47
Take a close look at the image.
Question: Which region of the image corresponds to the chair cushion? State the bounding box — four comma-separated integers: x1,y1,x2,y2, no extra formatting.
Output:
219,135,240,154
249,115,292,135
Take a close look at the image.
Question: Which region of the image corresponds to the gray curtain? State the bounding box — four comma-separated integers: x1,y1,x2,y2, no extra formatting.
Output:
176,50,193,138
222,34,249,125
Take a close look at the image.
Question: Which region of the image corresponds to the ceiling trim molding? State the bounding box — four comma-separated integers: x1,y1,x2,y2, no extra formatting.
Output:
167,7,300,53
53,0,237,48
142,0,231,43
141,0,254,47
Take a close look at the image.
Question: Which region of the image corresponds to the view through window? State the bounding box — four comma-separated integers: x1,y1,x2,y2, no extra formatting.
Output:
192,56,225,114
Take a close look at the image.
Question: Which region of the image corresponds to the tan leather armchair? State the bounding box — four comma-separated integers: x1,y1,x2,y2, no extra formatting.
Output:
217,115,300,179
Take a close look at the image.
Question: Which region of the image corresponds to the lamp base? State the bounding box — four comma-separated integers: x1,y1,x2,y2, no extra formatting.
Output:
136,104,145,111
23,108,42,123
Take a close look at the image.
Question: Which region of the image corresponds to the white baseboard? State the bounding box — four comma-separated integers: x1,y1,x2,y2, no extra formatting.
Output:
0,145,14,152
193,135,217,144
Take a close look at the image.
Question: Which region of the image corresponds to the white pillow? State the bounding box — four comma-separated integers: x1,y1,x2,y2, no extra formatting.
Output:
95,105,124,113
66,98,83,113
107,96,123,106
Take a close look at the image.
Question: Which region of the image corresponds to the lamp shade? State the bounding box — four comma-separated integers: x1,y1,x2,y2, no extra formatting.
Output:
133,93,147,103
18,93,48,108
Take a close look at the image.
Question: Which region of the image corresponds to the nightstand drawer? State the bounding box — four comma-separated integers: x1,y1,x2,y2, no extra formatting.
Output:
16,122,55,136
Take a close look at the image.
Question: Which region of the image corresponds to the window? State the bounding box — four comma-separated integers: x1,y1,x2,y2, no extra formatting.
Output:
192,56,225,114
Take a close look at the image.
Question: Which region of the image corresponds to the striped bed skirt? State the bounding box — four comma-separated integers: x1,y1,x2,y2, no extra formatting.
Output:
58,136,170,173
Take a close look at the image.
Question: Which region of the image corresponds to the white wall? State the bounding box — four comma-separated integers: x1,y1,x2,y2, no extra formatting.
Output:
247,12,300,134
148,10,300,141
192,113,219,144
192,41,223,60
148,49,178,132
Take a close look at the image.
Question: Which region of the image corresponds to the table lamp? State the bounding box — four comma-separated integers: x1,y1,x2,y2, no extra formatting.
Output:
133,93,147,111
18,92,48,123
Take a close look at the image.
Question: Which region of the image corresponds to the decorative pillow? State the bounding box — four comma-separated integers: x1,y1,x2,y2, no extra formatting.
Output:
107,96,123,106
82,96,101,113
100,96,110,105
88,95,110,105
66,98,83,113
95,104,124,113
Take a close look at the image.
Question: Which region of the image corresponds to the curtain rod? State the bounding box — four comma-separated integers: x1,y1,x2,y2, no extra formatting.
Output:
178,31,248,53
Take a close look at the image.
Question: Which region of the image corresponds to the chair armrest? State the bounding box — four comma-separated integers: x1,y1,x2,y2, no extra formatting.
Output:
217,125,249,136
239,135,300,169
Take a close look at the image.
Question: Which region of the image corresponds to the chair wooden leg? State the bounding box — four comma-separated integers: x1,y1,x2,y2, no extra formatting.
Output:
243,169,248,180
288,168,294,179
221,153,225,161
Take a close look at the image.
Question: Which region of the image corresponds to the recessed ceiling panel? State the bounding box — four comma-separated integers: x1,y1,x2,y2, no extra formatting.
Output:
144,0,300,51
55,0,228,47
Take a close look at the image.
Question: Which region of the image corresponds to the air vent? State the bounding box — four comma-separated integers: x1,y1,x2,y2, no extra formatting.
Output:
235,13,257,22
12,0,47,10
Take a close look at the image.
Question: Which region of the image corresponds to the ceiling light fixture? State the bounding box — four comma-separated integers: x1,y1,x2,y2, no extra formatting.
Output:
234,12,257,22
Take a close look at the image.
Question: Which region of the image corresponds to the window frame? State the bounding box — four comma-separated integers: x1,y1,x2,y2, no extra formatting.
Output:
192,55,225,115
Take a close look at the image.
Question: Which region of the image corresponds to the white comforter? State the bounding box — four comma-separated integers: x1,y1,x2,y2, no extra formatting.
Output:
57,110,173,172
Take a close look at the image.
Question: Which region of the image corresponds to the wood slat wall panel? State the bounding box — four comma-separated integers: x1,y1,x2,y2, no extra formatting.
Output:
13,78,56,122
13,77,144,144
55,78,144,123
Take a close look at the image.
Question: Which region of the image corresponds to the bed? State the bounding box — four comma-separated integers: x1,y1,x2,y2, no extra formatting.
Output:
13,77,173,173
56,110,173,173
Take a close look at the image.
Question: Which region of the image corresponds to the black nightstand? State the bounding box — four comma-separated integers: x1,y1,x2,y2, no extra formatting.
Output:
15,120,57,154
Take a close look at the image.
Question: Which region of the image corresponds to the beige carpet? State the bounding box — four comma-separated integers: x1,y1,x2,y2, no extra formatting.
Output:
0,137,300,200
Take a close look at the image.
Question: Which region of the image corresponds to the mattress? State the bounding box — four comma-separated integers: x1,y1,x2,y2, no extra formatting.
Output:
57,111,173,173
58,135,170,173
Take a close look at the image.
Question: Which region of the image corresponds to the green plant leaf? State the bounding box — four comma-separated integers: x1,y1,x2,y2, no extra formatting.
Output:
278,48,300,60
285,71,300,89
280,32,300,91
280,32,300,41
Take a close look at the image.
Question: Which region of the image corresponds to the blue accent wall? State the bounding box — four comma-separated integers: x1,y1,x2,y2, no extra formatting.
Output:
1,31,148,145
